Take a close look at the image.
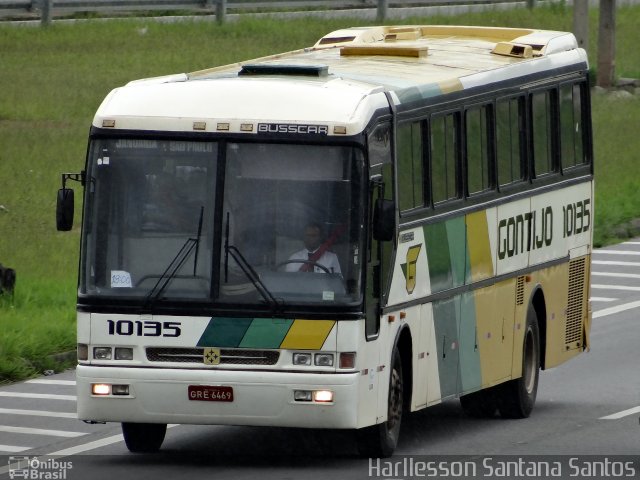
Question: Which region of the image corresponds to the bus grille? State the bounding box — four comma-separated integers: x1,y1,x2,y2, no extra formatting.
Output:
146,347,280,366
565,257,586,348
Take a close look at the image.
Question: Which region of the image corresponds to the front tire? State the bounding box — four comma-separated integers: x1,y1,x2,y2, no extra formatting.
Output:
357,349,403,458
122,422,167,453
498,304,540,418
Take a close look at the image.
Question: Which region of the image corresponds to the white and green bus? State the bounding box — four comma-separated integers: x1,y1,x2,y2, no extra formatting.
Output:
57,25,593,457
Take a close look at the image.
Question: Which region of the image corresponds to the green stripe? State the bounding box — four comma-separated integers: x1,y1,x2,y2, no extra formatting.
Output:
424,222,452,292
197,317,253,347
424,217,466,294
239,318,293,348
432,297,460,398
459,292,482,393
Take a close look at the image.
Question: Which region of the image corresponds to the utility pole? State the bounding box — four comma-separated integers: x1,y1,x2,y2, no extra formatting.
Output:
572,0,589,51
597,0,616,88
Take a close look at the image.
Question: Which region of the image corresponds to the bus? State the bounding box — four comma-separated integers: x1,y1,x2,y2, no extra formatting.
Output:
57,24,593,457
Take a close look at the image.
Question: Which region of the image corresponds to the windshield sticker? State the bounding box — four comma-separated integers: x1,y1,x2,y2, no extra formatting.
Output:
111,270,132,288
322,291,335,301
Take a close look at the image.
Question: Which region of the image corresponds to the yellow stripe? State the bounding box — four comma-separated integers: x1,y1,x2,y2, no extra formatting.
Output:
466,210,494,282
279,320,335,350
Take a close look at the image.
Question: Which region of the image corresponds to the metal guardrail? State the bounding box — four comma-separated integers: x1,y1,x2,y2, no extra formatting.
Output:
0,0,536,25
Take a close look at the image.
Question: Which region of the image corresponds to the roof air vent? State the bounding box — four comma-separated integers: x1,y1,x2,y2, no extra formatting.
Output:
239,64,329,77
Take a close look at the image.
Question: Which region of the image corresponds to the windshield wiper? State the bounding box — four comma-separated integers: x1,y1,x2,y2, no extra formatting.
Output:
224,212,282,311
143,206,204,311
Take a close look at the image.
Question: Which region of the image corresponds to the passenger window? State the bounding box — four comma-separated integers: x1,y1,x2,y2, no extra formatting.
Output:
397,122,424,211
496,97,525,186
560,83,587,170
531,89,557,177
465,105,492,194
430,113,459,204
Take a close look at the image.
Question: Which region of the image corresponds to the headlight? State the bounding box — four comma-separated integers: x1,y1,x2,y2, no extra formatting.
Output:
314,353,334,367
292,353,312,366
114,347,133,360
93,347,112,360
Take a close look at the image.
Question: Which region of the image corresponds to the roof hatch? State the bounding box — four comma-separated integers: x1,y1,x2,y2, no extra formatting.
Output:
239,64,329,77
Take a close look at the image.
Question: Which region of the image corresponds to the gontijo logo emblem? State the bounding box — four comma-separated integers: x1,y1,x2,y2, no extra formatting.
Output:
204,347,221,365
401,245,422,294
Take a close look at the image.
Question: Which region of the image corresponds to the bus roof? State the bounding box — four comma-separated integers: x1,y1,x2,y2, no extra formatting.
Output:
94,25,587,136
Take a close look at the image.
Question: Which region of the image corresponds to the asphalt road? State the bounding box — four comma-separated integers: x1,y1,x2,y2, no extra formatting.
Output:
1,240,639,479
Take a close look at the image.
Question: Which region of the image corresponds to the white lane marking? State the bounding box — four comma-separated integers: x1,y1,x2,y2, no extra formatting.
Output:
592,284,640,292
593,260,640,267
0,392,76,401
592,271,640,279
590,297,618,302
0,444,31,453
0,408,76,418
0,425,86,438
600,406,640,420
594,250,640,255
26,379,76,386
593,300,640,318
622,241,640,245
0,424,180,475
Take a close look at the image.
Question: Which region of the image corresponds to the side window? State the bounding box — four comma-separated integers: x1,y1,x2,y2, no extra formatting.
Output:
531,89,557,177
496,96,525,187
560,82,587,170
430,113,459,204
397,122,424,211
465,104,492,195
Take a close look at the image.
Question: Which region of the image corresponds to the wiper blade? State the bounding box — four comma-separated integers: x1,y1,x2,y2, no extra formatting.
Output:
225,244,282,311
143,206,204,311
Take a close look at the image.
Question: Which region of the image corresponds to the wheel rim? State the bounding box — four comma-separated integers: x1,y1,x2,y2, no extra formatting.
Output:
388,366,403,429
523,326,538,394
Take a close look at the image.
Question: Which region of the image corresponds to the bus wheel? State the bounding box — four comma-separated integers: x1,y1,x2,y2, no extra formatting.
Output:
460,387,498,418
498,304,540,418
122,422,167,453
357,349,403,458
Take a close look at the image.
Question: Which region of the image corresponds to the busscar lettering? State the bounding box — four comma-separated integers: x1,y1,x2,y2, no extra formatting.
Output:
498,206,554,260
257,123,329,135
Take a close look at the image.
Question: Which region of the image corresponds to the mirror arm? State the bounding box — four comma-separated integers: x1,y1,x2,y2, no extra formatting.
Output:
61,171,85,189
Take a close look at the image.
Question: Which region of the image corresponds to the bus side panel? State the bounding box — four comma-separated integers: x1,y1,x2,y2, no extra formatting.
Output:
473,280,515,388
336,320,381,429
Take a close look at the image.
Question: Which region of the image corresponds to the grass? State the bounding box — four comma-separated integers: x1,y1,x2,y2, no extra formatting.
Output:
0,5,639,382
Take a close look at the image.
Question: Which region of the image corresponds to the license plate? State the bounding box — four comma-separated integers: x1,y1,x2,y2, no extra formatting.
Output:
188,385,234,402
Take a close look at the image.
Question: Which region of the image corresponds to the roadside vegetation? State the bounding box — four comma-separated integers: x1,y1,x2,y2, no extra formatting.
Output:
0,5,638,382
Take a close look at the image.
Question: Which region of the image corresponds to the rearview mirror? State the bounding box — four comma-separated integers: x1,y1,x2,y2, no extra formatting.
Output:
373,198,395,242
56,188,74,231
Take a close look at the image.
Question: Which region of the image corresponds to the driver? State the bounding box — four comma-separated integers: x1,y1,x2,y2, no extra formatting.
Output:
285,222,341,274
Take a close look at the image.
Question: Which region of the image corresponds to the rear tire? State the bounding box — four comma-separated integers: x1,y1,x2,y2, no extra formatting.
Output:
122,422,167,453
357,349,403,458
498,304,540,418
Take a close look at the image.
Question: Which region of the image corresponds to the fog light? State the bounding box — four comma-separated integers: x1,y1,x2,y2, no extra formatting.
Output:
314,353,334,367
313,390,333,403
293,353,312,366
339,352,356,369
114,347,133,360
112,384,130,396
93,347,112,360
294,390,312,402
92,384,111,395
77,344,88,361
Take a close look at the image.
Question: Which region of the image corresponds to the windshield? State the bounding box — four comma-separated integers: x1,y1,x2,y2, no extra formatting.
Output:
80,139,216,300
80,138,365,309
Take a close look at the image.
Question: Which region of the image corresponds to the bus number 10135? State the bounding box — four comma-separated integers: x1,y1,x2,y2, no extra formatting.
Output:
106,319,182,337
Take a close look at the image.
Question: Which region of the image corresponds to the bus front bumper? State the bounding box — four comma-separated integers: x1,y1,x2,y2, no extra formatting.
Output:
76,365,361,429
